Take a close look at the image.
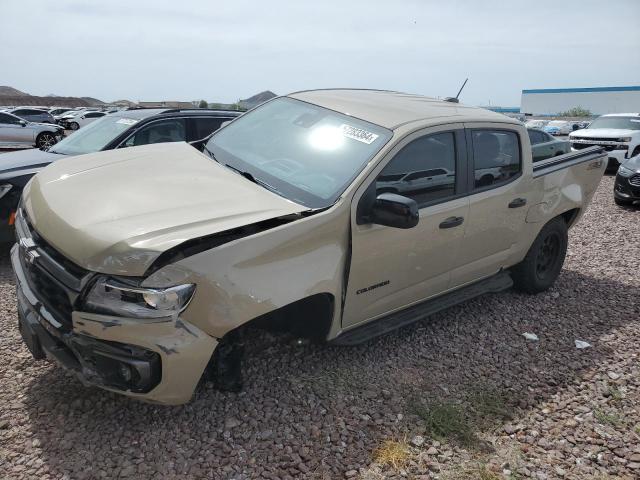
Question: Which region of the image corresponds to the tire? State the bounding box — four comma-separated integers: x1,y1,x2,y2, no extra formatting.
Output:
614,197,633,207
36,132,57,150
69,122,80,131
512,217,568,294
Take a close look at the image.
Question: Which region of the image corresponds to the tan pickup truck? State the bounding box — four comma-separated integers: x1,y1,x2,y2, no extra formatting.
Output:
12,90,606,404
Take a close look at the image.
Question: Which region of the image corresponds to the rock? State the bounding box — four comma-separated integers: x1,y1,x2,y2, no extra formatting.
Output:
0,420,9,429
345,470,357,478
411,435,425,447
426,447,438,455
224,417,241,430
607,372,621,380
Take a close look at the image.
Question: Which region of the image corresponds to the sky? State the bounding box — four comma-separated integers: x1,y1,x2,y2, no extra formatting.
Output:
1,0,639,106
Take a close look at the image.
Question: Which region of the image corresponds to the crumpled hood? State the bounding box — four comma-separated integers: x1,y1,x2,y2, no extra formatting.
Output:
23,142,306,276
570,128,637,139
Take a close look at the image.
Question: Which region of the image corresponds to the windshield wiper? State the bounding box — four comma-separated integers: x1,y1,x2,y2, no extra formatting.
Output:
224,163,284,197
202,145,218,162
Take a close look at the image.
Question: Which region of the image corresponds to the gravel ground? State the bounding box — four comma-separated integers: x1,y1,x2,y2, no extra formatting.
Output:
0,175,638,480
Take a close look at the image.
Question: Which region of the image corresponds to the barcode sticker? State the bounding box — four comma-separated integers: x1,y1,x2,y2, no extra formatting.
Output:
340,124,379,144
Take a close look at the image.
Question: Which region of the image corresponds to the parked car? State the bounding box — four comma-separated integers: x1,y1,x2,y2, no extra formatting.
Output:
525,119,548,129
7,108,55,125
527,128,571,161
10,90,607,404
48,107,72,116
569,113,640,170
0,111,64,150
614,156,640,207
0,108,241,241
543,121,573,136
58,110,107,130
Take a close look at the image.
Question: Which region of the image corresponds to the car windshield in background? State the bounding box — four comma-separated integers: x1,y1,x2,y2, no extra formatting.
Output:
588,116,640,130
206,97,392,208
49,115,138,155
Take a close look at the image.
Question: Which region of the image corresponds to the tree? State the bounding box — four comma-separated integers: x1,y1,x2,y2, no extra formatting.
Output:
198,99,208,109
558,106,592,117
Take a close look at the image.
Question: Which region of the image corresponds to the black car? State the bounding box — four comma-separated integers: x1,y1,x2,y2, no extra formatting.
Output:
7,108,55,125
614,156,640,207
0,108,241,240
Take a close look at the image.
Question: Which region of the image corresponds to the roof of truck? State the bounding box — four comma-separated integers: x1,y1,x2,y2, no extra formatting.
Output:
288,89,514,129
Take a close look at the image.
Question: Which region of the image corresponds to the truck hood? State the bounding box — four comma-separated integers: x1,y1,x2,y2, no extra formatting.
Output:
570,129,637,139
23,142,307,276
0,148,61,180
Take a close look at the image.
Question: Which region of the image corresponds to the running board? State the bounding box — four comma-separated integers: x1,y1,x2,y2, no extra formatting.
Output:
332,271,513,346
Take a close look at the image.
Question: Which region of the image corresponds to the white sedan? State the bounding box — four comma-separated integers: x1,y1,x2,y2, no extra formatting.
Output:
59,111,107,130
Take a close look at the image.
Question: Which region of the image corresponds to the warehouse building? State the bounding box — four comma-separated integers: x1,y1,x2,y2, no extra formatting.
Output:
520,86,640,116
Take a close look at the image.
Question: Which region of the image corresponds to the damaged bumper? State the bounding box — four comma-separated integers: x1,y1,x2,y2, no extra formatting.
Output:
12,244,217,405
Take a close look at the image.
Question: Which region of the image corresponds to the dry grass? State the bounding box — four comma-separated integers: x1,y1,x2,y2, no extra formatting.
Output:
439,463,502,480
372,439,412,470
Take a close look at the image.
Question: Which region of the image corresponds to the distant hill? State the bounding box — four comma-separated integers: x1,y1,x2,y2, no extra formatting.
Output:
240,90,277,110
0,86,28,96
0,85,108,107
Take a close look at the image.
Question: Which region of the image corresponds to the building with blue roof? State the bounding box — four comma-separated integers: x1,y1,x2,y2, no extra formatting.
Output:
520,86,640,116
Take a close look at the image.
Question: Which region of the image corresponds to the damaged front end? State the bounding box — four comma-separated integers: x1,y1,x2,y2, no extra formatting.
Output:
12,209,217,404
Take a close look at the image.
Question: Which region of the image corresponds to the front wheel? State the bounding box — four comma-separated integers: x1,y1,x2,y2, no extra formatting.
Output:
69,122,80,131
512,217,568,294
36,132,57,150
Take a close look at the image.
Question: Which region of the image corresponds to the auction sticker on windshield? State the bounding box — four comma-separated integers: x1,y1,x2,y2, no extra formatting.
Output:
340,124,379,144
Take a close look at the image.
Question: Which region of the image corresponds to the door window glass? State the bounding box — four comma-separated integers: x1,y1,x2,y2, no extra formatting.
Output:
527,129,544,145
123,119,186,147
0,113,22,125
472,130,521,189
192,117,225,140
376,132,456,206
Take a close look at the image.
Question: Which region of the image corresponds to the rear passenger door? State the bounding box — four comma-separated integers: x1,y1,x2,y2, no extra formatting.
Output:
449,125,530,288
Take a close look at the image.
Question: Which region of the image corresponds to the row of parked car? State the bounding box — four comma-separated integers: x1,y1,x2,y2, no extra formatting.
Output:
524,119,591,136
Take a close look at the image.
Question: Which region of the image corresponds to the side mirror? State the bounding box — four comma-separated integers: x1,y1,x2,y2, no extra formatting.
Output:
371,193,419,229
19,120,27,127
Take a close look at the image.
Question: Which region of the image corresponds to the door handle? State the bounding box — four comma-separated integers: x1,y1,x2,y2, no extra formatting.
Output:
508,198,527,208
439,216,464,229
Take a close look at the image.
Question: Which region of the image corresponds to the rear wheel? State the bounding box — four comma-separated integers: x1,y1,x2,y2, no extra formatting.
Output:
512,217,568,293
69,122,80,131
36,132,57,150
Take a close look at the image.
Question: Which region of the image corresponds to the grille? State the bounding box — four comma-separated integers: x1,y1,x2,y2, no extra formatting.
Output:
630,175,640,187
17,211,91,331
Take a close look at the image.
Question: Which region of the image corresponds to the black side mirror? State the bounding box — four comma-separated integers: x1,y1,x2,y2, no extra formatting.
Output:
371,192,419,229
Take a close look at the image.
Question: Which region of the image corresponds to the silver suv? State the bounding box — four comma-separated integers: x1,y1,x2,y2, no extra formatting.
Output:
0,111,65,149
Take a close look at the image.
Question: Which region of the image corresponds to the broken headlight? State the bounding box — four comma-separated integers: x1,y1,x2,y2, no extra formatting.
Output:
83,278,196,319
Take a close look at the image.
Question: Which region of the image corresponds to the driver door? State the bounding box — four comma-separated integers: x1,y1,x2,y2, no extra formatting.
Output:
342,125,469,329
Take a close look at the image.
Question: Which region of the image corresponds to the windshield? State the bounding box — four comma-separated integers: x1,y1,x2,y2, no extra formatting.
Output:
49,115,139,155
588,116,640,131
547,121,567,127
206,97,392,208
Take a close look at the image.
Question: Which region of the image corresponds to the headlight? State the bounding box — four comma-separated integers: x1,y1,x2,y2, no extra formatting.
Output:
618,165,635,177
0,184,12,200
619,137,631,142
83,277,196,319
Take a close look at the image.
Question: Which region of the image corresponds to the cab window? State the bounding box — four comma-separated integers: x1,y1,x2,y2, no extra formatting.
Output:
376,132,456,207
191,117,225,141
527,129,544,145
123,119,187,147
471,130,520,189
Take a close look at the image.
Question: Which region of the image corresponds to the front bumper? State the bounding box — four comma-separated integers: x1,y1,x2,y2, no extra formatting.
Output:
12,245,218,405
614,173,640,202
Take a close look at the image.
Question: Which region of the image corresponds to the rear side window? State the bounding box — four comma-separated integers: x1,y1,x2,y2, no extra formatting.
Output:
376,132,456,207
191,117,225,140
123,119,186,147
85,112,104,118
472,130,520,189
